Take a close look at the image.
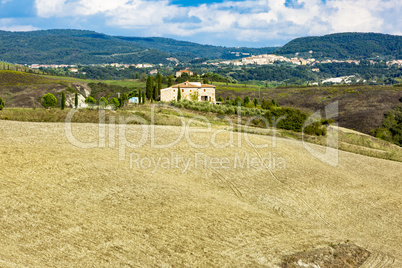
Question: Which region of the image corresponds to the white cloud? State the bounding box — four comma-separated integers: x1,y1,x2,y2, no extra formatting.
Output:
35,0,69,18
0,19,39,32
33,0,402,46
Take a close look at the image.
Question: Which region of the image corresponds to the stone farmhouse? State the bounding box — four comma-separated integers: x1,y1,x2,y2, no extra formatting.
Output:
160,81,216,103
175,70,194,77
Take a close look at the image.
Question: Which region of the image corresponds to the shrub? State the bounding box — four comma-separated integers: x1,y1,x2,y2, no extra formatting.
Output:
234,96,242,106
109,98,120,109
201,106,210,113
217,109,225,116
85,96,96,106
119,93,129,108
42,93,57,109
99,97,108,107
253,98,258,107
189,91,199,101
0,97,4,110
243,96,250,106
226,107,235,115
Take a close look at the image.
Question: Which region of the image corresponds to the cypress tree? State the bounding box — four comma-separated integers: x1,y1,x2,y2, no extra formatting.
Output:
146,75,154,100
153,85,158,101
138,89,142,104
157,73,162,95
61,92,66,110
168,77,173,87
253,98,258,107
177,86,181,101
0,97,4,110
74,92,78,109
142,91,145,104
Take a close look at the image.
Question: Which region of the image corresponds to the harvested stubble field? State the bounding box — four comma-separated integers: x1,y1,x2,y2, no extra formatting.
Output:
0,120,401,267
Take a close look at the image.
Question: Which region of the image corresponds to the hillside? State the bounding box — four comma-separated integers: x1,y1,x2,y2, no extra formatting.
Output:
115,36,277,60
275,32,402,59
0,30,171,65
0,121,401,266
0,29,275,64
217,84,402,135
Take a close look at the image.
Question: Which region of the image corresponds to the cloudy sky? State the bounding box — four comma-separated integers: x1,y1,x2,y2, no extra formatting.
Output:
0,0,401,47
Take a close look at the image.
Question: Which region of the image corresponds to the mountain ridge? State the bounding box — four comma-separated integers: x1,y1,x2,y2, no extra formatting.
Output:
275,32,402,59
0,29,275,64
0,30,401,64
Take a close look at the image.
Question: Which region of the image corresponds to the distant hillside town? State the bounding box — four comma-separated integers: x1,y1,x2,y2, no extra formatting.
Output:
25,54,402,71
210,54,402,67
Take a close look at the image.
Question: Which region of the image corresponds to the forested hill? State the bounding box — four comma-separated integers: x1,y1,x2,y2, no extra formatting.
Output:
114,36,277,61
0,29,275,64
275,32,402,59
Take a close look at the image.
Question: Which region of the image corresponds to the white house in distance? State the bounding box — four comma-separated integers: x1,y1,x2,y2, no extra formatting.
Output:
160,81,216,103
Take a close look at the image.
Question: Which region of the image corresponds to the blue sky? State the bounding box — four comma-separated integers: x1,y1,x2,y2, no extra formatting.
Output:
0,0,401,47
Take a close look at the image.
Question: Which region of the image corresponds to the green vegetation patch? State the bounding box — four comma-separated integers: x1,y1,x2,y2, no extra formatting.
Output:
0,70,57,87
374,102,402,146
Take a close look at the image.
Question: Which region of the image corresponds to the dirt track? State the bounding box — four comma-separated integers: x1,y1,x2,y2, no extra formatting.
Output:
0,120,401,267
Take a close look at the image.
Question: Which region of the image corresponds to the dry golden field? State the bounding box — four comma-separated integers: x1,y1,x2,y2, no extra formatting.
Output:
0,120,401,267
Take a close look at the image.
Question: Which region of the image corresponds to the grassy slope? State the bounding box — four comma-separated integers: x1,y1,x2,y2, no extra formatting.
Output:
1,105,401,162
41,74,146,88
216,84,402,134
0,120,401,266
0,71,146,107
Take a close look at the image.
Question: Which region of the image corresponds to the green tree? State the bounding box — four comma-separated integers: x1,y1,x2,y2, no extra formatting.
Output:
120,93,129,108
138,89,142,104
99,97,108,107
153,85,158,101
146,75,153,100
217,96,223,102
142,91,145,104
74,92,78,109
109,98,119,109
0,97,4,110
42,93,57,109
61,92,66,110
243,96,250,106
253,98,258,107
177,86,181,101
157,73,162,99
168,77,173,87
234,96,242,106
85,96,96,107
